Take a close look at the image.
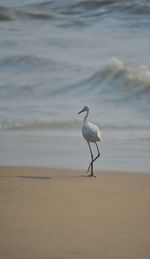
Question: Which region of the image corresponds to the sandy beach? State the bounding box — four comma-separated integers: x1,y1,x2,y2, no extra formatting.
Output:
0,166,150,259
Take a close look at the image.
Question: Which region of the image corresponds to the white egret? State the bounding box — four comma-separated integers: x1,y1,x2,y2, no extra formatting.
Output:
78,106,101,177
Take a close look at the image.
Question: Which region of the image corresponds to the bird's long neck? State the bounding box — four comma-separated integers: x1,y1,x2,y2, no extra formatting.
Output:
84,110,89,123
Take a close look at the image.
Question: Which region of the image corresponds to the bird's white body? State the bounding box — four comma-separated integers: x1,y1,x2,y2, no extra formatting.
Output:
82,121,101,143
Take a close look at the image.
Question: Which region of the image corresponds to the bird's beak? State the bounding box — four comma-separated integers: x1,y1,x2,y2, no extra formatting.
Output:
78,108,84,114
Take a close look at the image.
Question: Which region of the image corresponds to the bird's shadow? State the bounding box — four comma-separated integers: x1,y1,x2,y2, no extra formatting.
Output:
16,176,51,180
15,174,96,180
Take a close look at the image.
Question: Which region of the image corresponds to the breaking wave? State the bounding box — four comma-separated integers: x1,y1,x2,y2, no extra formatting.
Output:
94,57,150,90
0,120,81,131
1,0,150,23
0,5,59,21
57,57,150,100
1,55,150,102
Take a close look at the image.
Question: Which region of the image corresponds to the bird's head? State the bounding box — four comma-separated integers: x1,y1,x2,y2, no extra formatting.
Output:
78,105,89,114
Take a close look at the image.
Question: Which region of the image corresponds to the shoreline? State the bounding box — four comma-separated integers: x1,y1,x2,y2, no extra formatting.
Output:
1,166,150,259
0,165,150,176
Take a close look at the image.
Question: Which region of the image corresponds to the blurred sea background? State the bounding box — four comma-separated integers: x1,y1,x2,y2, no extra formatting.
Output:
0,0,150,172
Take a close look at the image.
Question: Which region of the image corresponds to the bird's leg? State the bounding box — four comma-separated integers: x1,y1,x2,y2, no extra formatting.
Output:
87,142,95,177
87,143,100,176
94,143,100,163
87,162,92,174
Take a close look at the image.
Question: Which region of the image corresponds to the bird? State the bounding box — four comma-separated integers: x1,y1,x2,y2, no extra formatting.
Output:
78,105,102,177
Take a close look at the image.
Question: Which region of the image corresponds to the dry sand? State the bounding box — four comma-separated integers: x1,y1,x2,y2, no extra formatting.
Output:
0,166,150,259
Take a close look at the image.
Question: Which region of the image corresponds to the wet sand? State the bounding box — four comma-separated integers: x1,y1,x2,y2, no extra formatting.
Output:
0,166,150,259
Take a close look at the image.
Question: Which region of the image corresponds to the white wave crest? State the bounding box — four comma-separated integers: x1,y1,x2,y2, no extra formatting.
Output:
0,120,81,131
105,57,150,87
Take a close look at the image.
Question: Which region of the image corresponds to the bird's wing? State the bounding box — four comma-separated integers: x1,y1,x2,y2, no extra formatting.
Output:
82,122,101,142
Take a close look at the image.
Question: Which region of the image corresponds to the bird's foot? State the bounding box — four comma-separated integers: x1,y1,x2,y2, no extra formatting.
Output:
88,174,96,178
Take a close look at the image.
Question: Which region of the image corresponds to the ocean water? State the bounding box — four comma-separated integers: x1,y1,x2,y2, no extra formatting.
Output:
0,0,150,172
